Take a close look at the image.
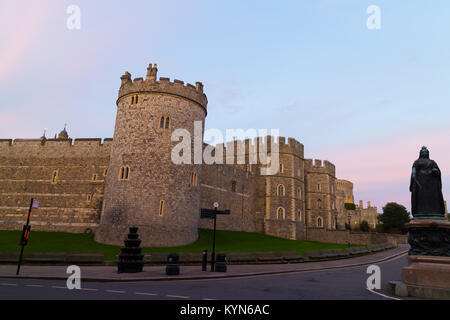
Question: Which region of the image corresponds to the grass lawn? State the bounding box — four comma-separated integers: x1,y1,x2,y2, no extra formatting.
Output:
0,229,359,261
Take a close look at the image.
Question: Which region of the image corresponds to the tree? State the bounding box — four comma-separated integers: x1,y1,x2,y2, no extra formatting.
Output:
360,220,370,232
375,224,385,233
378,202,410,234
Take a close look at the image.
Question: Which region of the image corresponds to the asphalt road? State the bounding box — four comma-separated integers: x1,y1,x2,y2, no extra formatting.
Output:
0,254,415,300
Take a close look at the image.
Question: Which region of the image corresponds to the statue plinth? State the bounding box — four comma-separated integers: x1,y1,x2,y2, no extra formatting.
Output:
403,255,450,290
391,219,450,299
408,219,450,257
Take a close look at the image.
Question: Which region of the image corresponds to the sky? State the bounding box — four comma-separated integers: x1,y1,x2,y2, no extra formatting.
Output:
1,0,449,212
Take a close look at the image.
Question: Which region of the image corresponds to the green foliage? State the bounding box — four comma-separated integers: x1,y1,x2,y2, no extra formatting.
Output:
378,202,411,234
375,224,385,233
344,203,356,210
360,220,370,232
0,229,360,261
345,223,351,230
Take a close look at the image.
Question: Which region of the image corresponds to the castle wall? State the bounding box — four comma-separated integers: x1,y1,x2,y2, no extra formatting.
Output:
306,228,406,245
199,163,260,232
0,138,112,233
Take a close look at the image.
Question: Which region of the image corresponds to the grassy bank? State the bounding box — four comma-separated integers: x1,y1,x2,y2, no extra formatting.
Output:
0,229,358,261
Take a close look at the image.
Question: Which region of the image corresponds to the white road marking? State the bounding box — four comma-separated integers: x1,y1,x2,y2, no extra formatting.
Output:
135,292,157,296
0,283,17,286
79,288,98,291
106,290,125,294
166,294,190,299
203,298,216,300
367,288,401,300
51,286,67,289
26,284,44,288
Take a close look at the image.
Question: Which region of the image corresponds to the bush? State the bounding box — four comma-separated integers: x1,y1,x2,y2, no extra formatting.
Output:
360,221,370,232
345,223,351,230
344,203,356,210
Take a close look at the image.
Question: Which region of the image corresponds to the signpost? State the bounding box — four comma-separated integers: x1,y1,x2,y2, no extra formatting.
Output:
16,198,39,275
200,202,230,272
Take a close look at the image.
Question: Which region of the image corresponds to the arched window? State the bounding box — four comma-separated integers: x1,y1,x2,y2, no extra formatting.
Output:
119,166,130,181
191,172,198,186
297,209,302,222
277,184,285,196
277,207,286,220
317,217,323,228
158,200,165,216
231,181,237,192
297,188,302,199
135,95,138,104
131,96,135,104
159,116,171,129
165,117,170,129
51,170,58,184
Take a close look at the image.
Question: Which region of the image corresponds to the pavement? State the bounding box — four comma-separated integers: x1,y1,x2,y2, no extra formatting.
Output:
0,247,408,282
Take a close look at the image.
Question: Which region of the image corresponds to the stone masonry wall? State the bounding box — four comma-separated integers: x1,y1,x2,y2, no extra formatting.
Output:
0,138,112,233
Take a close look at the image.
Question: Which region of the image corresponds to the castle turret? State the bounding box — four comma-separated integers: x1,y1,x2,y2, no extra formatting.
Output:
304,159,338,229
95,64,208,246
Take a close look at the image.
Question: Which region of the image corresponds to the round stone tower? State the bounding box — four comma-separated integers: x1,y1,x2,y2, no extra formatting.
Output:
95,64,207,246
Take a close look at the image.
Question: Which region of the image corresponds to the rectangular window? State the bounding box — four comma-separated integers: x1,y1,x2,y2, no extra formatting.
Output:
159,200,165,216
51,170,58,184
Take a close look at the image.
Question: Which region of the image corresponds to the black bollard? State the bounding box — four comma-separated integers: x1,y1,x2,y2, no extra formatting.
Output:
215,254,227,272
117,227,145,273
166,253,180,276
202,250,208,271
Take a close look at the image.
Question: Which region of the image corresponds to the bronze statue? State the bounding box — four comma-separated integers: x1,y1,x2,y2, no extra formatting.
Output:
410,146,445,219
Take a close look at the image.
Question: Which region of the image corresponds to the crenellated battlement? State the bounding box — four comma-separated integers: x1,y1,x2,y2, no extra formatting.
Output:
210,135,304,160
203,136,304,167
0,138,113,158
118,64,207,112
304,158,336,176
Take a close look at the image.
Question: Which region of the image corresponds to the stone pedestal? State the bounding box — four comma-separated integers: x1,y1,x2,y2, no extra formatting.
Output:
390,219,450,299
403,255,450,289
408,219,450,256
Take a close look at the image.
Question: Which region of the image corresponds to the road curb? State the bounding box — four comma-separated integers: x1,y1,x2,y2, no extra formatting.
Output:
0,249,408,283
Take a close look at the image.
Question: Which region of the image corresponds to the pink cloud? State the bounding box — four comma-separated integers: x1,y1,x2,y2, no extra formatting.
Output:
321,127,450,211
0,1,54,82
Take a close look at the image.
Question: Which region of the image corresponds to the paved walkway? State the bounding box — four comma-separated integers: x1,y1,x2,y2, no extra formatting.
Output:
0,247,407,282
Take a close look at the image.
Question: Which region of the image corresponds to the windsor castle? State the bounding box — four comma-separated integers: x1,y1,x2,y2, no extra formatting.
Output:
0,64,379,246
